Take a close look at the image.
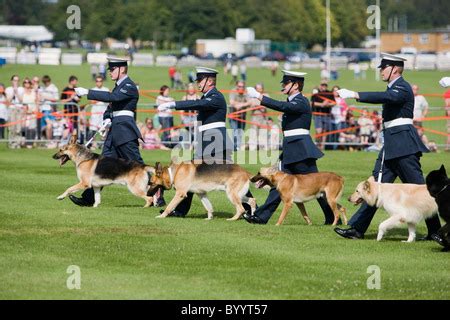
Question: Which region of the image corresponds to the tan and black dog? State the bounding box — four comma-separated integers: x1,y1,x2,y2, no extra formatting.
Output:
53,131,156,208
150,159,256,220
252,167,347,226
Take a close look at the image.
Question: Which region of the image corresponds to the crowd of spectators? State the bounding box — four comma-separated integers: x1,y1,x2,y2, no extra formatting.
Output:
0,72,443,153
0,74,111,149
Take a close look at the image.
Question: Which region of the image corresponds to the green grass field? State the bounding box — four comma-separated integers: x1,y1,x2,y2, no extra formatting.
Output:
0,65,449,299
0,145,449,300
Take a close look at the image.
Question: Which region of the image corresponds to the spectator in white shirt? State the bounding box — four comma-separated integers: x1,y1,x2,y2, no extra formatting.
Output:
156,85,175,146
320,65,330,82
40,75,59,140
87,76,109,147
5,75,24,105
331,86,349,150
230,64,239,84
22,78,40,147
239,62,247,82
412,84,429,127
357,109,374,146
0,83,8,139
41,75,59,111
181,83,200,144
5,75,24,146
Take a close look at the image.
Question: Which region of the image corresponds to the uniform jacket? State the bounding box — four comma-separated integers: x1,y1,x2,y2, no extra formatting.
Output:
261,93,324,164
175,87,233,160
358,77,429,160
87,76,142,147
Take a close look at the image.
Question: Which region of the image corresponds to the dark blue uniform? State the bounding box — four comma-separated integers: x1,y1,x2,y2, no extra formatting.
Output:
87,76,143,163
175,87,233,161
78,76,144,205
349,77,441,234
253,93,335,224
168,86,235,216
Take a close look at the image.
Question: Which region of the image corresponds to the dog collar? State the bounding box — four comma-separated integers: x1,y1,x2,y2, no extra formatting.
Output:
167,167,174,186
435,184,449,196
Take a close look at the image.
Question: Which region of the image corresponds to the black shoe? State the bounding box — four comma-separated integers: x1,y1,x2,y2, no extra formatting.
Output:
243,213,267,225
334,227,364,240
154,198,166,208
431,233,449,248
160,209,185,218
69,195,93,207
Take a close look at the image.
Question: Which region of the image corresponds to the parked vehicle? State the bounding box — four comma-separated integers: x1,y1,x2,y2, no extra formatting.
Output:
286,51,309,63
262,51,286,61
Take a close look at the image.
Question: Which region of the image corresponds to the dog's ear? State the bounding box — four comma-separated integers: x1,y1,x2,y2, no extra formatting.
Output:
155,162,163,175
440,165,447,176
171,156,180,165
250,172,261,183
363,181,371,193
69,130,78,145
368,176,376,183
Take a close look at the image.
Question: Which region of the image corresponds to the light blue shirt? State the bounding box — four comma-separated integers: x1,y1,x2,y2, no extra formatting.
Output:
388,76,402,88
288,92,301,102
116,75,129,87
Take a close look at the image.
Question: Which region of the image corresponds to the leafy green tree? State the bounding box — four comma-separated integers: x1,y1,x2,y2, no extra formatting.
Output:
171,0,237,47
2,0,49,25
333,0,369,46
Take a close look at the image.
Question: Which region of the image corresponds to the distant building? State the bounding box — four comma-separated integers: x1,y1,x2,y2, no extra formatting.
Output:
381,29,450,53
196,28,270,58
0,25,54,42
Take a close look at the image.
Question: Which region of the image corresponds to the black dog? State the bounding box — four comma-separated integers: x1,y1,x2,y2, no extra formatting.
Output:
426,165,450,250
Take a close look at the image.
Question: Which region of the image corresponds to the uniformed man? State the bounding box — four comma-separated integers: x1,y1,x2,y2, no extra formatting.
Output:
157,67,247,217
69,57,145,207
243,70,336,225
334,53,441,240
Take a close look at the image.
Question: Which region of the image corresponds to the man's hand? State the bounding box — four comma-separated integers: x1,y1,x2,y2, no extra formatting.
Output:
75,87,89,97
101,118,111,129
246,87,262,100
439,77,450,88
98,118,111,137
157,102,176,112
337,89,358,99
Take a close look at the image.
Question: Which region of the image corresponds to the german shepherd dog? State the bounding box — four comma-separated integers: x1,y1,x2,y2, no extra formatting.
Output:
426,165,450,249
53,132,156,208
251,167,347,226
349,177,438,243
149,159,256,220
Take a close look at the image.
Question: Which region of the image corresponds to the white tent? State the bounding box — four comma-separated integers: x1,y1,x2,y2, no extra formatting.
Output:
0,25,54,42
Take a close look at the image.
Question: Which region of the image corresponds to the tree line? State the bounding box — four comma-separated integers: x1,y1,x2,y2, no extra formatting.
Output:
1,0,449,49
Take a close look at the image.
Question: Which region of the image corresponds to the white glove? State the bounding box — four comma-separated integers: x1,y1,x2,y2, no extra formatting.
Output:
337,89,358,99
98,118,111,137
246,87,262,100
75,87,89,97
439,77,450,88
157,102,176,112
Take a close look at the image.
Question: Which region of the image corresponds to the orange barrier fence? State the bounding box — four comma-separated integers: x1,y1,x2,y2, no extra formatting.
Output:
1,103,449,140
